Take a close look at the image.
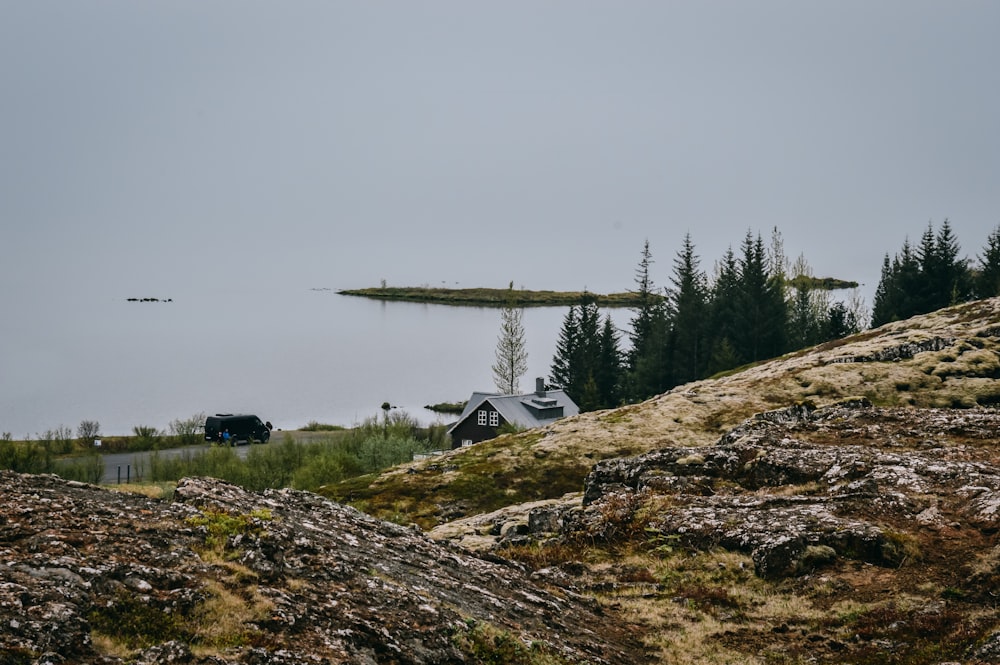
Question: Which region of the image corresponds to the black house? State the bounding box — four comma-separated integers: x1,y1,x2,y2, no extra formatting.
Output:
447,378,579,448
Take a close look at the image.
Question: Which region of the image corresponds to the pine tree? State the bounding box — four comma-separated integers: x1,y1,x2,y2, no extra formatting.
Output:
491,282,528,394
626,241,670,401
550,305,579,394
916,222,939,314
668,233,708,385
550,295,621,411
575,295,603,410
976,225,1000,298
786,254,828,348
896,239,922,319
876,222,974,325
595,314,623,408
707,247,742,374
825,302,851,340
734,231,786,363
933,219,971,305
871,253,897,327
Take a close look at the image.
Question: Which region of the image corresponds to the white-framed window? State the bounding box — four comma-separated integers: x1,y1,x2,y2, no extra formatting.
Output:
477,409,488,426
489,411,499,427
461,439,473,447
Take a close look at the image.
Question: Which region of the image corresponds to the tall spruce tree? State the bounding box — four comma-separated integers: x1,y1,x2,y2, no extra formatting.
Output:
550,305,579,394
491,282,528,394
916,223,939,314
871,253,897,327
575,296,603,411
707,247,742,374
626,240,670,401
549,295,622,411
874,238,922,325
668,233,707,385
734,231,786,363
976,225,1000,298
595,314,623,408
933,219,971,305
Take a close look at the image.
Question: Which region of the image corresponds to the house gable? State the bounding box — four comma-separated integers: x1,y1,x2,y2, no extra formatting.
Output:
448,399,508,448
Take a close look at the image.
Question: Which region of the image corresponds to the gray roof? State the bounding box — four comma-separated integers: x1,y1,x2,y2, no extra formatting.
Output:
448,388,579,433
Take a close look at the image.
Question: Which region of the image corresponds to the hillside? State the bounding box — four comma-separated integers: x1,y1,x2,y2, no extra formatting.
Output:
0,472,646,664
318,297,1000,663
322,297,1000,529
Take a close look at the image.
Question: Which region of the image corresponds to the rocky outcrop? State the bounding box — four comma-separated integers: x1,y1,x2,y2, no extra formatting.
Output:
0,472,646,664
829,336,956,363
488,401,1000,581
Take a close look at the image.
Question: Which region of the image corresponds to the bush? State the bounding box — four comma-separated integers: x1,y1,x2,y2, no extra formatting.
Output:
58,454,105,484
301,421,344,432
76,420,101,444
0,435,55,474
168,412,205,446
36,426,75,454
132,425,161,451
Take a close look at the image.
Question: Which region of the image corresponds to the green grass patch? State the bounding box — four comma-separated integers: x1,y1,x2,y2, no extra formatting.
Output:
89,590,190,650
453,621,573,665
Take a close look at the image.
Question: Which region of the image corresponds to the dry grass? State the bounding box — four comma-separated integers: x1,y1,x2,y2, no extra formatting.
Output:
108,482,175,499
191,578,274,652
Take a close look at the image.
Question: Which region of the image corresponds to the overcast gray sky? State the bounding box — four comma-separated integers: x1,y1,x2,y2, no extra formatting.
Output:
2,1,999,305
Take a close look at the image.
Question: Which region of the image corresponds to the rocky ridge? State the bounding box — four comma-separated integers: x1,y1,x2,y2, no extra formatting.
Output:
0,472,646,664
431,401,1000,662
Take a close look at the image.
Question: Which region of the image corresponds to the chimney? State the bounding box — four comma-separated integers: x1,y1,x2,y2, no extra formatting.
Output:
535,377,546,397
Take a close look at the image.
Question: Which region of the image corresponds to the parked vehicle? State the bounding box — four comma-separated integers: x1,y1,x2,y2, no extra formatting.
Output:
204,414,272,445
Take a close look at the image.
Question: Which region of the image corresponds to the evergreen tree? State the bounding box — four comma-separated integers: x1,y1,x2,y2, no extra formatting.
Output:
976,225,1000,298
706,247,743,374
894,239,922,319
626,241,670,401
491,282,528,394
786,254,828,349
825,302,852,340
916,222,939,314
550,295,622,411
628,240,658,357
871,253,897,327
575,296,603,410
734,231,786,363
874,222,972,325
550,305,580,394
668,233,708,385
933,219,971,305
595,314,623,408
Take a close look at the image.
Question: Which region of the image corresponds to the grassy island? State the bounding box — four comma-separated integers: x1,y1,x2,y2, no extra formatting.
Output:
337,286,653,307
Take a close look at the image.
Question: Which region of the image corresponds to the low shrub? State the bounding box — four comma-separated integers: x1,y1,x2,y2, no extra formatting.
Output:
301,421,344,432
0,434,55,474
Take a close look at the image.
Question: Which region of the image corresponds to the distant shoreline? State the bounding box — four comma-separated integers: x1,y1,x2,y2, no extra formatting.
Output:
336,286,650,308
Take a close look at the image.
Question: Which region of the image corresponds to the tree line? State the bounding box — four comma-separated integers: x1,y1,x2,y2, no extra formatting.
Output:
872,220,1000,326
549,222,1000,412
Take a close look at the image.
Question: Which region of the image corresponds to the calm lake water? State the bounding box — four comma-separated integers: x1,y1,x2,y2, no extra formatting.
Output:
1,286,631,437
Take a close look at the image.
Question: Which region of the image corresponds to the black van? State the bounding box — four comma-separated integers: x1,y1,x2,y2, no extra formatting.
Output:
204,414,271,445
